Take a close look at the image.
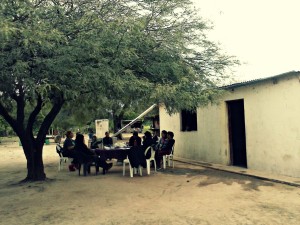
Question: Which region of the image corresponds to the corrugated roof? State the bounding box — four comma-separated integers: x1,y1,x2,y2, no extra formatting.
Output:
222,71,300,89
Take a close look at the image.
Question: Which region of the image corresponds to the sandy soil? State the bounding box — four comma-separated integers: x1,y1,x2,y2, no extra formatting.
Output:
0,137,300,225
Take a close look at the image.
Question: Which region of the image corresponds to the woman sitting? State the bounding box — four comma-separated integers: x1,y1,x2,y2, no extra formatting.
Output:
74,133,113,172
90,135,102,149
142,131,155,159
155,131,175,170
128,139,146,169
129,131,142,146
62,131,75,157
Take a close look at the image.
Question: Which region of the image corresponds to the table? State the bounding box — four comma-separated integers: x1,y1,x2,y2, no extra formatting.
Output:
95,148,130,161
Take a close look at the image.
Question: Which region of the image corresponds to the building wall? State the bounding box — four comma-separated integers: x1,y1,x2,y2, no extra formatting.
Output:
160,75,300,177
95,119,109,138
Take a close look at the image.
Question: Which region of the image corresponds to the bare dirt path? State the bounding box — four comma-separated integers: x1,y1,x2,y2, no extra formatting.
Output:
0,138,299,225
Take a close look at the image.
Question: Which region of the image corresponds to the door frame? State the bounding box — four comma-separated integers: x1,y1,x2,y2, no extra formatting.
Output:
226,99,247,167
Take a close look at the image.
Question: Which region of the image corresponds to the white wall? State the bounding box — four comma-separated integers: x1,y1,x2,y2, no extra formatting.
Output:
241,76,300,177
95,119,109,138
160,74,300,177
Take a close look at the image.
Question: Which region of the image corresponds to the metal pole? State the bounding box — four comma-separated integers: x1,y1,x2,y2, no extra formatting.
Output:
112,104,157,137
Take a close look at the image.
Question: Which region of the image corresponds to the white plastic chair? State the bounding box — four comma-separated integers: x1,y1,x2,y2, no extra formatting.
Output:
56,144,70,171
145,146,156,175
122,156,142,177
87,139,92,148
163,146,174,169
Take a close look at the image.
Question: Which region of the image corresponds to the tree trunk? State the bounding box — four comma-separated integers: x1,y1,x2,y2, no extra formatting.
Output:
111,104,128,135
113,115,121,133
22,141,46,181
26,150,46,181
0,88,65,182
112,114,123,140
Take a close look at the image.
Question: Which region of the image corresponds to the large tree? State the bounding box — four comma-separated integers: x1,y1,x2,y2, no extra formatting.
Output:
67,0,238,131
0,0,237,181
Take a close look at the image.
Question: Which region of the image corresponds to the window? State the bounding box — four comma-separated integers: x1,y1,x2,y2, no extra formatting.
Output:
181,109,197,131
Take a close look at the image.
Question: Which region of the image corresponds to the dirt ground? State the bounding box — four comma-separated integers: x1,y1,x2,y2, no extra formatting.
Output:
0,137,300,225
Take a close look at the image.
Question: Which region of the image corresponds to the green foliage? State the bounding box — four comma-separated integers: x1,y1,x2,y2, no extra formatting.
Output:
0,117,10,136
0,0,238,135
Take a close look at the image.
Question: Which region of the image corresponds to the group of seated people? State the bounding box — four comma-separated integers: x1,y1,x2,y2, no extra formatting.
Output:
90,131,113,149
62,131,113,172
62,129,175,172
128,130,175,170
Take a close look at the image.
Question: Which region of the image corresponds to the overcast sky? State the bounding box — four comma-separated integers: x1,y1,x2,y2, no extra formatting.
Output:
193,0,300,81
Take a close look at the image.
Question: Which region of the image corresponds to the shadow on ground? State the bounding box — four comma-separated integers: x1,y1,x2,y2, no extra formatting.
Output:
162,166,274,191
1,159,275,192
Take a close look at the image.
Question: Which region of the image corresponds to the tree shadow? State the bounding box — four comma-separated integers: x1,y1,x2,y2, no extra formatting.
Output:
162,167,274,191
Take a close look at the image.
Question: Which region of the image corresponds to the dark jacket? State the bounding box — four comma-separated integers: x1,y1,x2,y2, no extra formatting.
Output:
62,138,75,157
75,143,94,155
128,146,146,168
129,135,142,147
102,137,113,146
162,139,175,154
74,143,96,163
142,137,155,159
91,140,102,149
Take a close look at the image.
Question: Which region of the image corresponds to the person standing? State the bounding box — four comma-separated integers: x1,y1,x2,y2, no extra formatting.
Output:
88,128,94,141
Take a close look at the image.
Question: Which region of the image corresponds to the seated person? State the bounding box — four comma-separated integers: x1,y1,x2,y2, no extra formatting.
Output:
129,131,142,147
62,131,75,157
142,131,155,159
90,135,102,149
74,133,113,172
152,130,160,143
155,131,175,170
128,139,146,169
102,131,113,147
63,131,79,171
155,130,168,151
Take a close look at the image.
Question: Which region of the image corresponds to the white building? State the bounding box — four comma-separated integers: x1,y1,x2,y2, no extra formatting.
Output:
159,71,300,178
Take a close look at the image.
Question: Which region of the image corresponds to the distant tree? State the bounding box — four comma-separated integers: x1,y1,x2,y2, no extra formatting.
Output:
0,0,238,181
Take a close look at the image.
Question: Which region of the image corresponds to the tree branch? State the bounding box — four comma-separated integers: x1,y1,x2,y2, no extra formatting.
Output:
33,0,47,8
108,22,127,65
0,102,19,135
14,83,25,126
36,92,65,148
26,92,43,141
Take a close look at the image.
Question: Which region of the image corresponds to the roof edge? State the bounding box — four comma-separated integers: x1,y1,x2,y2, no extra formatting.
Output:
222,71,300,89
